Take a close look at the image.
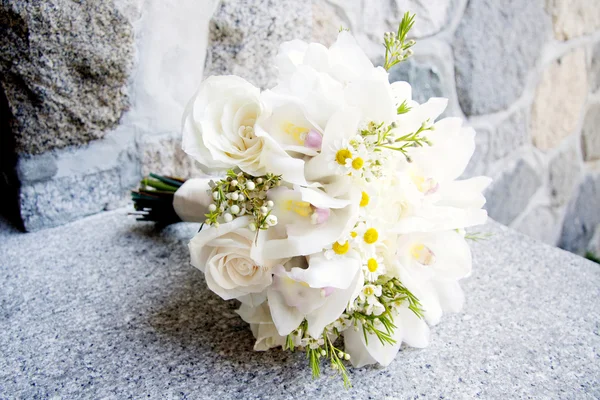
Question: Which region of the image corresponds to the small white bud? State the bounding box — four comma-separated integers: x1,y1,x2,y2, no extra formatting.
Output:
260,206,268,214
230,192,239,201
248,222,257,232
320,350,326,357
344,353,350,360
214,222,220,228
246,181,256,190
224,213,233,222
256,178,263,184
237,194,245,202
230,205,240,214
266,215,278,226
204,219,211,225
212,191,219,200
266,200,274,208
230,179,238,187
338,351,344,358
219,205,225,212
208,204,217,212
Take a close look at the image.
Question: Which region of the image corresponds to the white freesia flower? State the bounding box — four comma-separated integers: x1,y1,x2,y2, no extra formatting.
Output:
263,185,360,259
274,31,397,130
393,116,491,234
390,230,472,326
189,216,281,305
267,256,362,338
276,31,375,84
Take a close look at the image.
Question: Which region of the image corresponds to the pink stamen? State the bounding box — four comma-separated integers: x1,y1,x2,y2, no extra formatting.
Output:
314,207,330,224
304,129,323,150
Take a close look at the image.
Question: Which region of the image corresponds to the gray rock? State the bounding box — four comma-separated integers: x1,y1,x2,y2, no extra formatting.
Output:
581,102,600,161
16,153,57,183
490,109,529,161
453,0,551,116
139,133,201,178
485,158,542,225
592,42,600,93
19,169,125,232
587,224,600,257
559,172,600,254
17,130,139,231
389,58,444,105
548,143,582,206
0,211,599,398
0,0,135,155
358,0,452,41
530,49,588,151
462,124,491,179
387,40,461,117
311,0,347,47
512,206,558,245
204,0,312,89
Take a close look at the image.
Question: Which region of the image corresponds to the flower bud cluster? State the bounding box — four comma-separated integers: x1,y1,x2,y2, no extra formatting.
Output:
204,170,281,231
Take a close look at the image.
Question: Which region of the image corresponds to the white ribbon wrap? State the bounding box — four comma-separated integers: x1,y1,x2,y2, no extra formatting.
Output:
173,178,213,223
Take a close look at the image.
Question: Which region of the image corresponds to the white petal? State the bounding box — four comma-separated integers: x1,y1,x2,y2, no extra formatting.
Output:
267,287,305,336
291,252,360,289
343,324,378,367
436,176,492,209
433,279,465,313
305,269,362,338
396,307,430,348
391,81,412,103
236,303,271,324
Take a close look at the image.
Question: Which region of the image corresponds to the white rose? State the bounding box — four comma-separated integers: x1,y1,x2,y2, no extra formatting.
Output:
182,75,266,175
189,216,279,304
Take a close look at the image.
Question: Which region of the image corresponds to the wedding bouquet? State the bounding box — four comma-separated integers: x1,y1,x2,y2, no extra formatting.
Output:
132,13,490,386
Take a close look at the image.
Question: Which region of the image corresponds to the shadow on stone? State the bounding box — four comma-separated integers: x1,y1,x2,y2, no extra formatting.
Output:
145,265,295,369
0,79,23,231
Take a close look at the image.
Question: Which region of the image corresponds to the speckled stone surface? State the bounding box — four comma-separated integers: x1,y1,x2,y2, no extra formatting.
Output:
0,210,598,399
0,0,135,154
205,0,311,89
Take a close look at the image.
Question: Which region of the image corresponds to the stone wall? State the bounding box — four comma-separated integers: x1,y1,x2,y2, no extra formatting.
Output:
2,0,599,257
1,0,217,230
303,0,600,255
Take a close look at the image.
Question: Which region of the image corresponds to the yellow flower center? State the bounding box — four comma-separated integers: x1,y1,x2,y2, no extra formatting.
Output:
363,286,374,296
360,191,370,207
283,200,312,217
282,122,309,144
335,149,352,165
351,157,364,170
332,241,350,255
367,258,378,272
410,243,435,265
363,228,379,244
350,231,357,238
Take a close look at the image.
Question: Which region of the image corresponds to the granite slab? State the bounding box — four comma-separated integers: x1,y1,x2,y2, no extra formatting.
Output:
0,210,598,399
